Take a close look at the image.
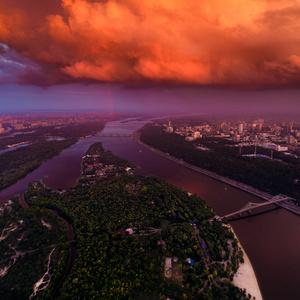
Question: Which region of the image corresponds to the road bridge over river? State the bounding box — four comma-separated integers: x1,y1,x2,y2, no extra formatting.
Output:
99,133,132,137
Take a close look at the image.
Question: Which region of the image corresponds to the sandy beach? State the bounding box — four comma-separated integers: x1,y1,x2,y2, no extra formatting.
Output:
230,226,263,300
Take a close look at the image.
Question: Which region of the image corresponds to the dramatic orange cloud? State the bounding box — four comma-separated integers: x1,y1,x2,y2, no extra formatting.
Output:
0,0,300,86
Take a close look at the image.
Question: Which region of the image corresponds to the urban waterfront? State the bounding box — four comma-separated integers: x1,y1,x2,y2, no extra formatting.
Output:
0,118,300,299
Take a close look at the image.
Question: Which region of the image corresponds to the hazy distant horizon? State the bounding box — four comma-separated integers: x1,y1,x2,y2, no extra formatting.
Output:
1,108,300,126
1,83,300,120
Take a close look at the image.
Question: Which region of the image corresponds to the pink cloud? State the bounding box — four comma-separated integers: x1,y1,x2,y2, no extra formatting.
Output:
0,0,300,87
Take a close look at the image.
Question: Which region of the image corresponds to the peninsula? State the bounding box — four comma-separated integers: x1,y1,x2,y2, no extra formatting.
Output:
1,141,254,299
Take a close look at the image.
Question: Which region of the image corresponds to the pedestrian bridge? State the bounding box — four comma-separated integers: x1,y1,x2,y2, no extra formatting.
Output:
212,195,292,221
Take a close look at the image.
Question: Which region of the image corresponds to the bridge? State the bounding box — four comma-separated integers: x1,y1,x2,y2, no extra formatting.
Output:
212,195,294,221
99,133,132,137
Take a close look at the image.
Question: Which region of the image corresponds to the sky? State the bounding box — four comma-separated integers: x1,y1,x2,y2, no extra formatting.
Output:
0,0,300,114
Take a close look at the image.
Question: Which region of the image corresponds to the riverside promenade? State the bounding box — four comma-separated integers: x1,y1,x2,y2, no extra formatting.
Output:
133,130,300,216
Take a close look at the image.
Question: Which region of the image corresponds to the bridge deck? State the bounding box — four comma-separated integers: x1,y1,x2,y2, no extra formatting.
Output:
99,133,132,137
215,196,295,221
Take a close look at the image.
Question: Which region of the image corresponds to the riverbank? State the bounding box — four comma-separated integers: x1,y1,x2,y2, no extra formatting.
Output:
0,139,78,192
230,225,263,300
133,129,264,299
133,129,300,216
132,130,270,200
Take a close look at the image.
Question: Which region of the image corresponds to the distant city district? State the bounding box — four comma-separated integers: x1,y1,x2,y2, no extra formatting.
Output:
164,119,299,158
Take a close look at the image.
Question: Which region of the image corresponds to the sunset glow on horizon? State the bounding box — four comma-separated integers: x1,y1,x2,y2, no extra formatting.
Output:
1,0,300,88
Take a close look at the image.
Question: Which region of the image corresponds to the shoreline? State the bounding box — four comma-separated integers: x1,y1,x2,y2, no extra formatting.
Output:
132,129,300,216
229,225,263,300
132,130,270,199
133,129,263,299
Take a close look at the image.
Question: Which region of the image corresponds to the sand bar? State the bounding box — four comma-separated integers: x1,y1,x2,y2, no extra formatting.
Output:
231,226,263,300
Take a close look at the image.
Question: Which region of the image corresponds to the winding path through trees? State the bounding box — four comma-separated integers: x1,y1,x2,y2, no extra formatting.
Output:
19,194,77,299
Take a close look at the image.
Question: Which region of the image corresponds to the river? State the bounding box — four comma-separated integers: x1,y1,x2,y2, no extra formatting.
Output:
0,118,299,300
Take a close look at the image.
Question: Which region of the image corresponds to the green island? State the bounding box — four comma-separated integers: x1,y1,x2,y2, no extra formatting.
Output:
0,139,77,191
140,124,300,204
79,142,136,185
0,120,110,192
0,142,252,299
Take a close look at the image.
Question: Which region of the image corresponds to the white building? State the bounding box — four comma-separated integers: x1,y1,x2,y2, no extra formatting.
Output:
238,123,243,135
262,143,288,152
194,131,201,139
166,126,173,133
234,134,240,142
165,257,172,277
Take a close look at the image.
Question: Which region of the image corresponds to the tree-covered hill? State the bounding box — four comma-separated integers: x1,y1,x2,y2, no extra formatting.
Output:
24,173,248,299
0,196,69,299
0,142,251,299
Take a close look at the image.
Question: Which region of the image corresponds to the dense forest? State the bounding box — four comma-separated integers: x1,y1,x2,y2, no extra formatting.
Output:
24,176,248,299
0,142,253,299
0,139,77,190
140,125,300,203
0,196,69,299
14,142,250,299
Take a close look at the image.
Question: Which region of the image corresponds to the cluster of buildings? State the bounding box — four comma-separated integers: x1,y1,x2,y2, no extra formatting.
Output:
81,154,132,185
0,113,114,133
164,119,300,154
82,154,116,181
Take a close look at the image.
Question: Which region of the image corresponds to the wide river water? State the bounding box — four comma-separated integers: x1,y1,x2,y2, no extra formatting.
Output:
0,118,299,300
